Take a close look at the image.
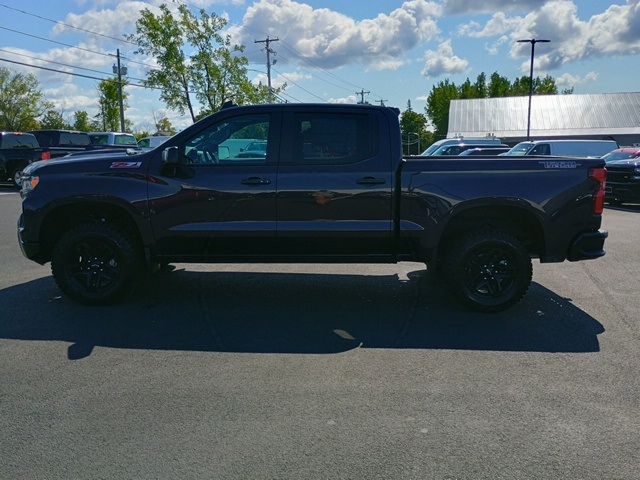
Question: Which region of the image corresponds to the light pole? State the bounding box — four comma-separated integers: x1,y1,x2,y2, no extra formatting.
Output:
517,38,550,141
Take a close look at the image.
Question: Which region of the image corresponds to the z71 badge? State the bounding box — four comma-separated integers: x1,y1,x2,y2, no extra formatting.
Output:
110,161,142,169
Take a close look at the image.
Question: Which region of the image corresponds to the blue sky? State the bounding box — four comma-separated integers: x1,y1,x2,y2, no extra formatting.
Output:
0,0,637,131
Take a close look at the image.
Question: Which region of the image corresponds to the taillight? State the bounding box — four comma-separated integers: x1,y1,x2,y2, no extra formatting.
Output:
41,151,51,160
590,167,607,215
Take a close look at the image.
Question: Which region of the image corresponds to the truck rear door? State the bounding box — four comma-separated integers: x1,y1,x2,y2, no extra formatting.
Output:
276,108,393,256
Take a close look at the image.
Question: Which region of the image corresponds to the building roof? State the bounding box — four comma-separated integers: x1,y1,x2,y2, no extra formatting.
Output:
447,92,640,139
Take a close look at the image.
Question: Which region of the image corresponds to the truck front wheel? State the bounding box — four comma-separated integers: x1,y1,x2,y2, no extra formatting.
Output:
443,230,532,312
51,223,140,304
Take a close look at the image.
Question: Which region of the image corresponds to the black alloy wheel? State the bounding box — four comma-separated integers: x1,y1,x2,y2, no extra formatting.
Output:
52,223,139,304
444,230,532,312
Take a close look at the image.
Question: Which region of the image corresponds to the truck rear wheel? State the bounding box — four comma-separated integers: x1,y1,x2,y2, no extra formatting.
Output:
51,223,140,305
11,168,23,189
443,230,532,312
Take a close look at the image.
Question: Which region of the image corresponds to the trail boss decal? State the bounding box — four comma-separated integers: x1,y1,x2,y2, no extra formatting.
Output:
538,160,580,169
110,161,142,169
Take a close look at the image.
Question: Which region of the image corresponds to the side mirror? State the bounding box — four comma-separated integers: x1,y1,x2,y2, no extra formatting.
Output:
162,146,180,164
218,145,230,160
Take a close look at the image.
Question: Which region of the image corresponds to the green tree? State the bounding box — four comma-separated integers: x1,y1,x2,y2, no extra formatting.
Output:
400,109,434,155
0,67,50,131
73,110,91,131
97,78,128,131
487,72,511,97
425,79,460,139
40,109,69,129
155,115,176,135
129,3,278,122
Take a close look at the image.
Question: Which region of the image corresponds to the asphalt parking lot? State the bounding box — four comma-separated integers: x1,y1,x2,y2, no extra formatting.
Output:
1,184,639,480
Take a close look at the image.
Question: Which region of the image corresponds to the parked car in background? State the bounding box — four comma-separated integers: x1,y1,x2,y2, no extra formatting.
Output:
421,137,504,156
429,142,510,156
28,130,93,158
502,140,618,157
237,140,268,159
458,147,511,156
0,132,47,187
602,147,640,205
89,132,138,147
137,135,171,149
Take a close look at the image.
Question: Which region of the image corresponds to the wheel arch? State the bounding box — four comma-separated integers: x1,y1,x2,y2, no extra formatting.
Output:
434,202,546,265
38,198,149,263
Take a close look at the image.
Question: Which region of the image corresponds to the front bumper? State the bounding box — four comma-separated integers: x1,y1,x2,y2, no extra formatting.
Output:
567,230,608,261
605,180,640,203
17,213,42,262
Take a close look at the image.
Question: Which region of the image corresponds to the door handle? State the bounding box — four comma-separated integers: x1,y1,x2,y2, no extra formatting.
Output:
241,177,271,185
357,177,385,185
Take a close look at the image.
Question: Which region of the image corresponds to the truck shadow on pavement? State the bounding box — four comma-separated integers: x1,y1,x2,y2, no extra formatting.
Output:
0,269,604,359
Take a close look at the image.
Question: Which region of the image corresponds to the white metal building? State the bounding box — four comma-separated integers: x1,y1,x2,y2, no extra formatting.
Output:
447,92,640,146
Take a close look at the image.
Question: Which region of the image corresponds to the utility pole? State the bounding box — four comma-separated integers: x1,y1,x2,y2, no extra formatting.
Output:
113,49,127,132
254,36,279,102
516,38,550,140
355,89,370,104
376,99,388,107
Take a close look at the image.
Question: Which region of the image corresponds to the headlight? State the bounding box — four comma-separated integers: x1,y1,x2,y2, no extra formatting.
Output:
21,176,40,193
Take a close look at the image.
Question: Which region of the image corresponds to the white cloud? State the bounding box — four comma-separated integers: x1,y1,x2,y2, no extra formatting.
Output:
328,95,357,104
444,0,546,15
251,71,311,89
458,1,640,71
555,71,599,87
458,12,522,38
415,95,429,101
421,39,469,77
230,0,442,70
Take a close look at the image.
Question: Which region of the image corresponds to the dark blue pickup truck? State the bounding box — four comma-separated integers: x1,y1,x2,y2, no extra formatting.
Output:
17,104,608,311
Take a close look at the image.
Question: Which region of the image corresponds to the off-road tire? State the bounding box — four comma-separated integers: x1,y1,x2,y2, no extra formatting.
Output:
443,229,533,312
51,223,140,305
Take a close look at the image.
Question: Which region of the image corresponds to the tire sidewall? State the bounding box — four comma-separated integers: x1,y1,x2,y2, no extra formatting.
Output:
52,224,138,304
447,232,532,312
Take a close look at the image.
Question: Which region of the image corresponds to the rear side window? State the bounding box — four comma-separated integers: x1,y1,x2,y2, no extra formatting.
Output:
290,113,377,165
60,132,90,146
0,133,39,149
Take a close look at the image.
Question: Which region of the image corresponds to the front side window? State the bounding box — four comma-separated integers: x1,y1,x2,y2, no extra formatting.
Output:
138,138,150,148
183,115,270,166
291,113,376,165
530,144,550,155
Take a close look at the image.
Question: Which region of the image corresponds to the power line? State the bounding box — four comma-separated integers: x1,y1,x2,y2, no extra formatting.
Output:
0,56,190,93
272,67,326,102
0,25,162,73
0,25,114,58
0,3,138,46
0,48,154,84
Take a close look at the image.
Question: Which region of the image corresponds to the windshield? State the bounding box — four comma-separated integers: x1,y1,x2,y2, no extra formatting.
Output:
603,151,638,163
504,142,533,156
422,142,445,155
114,134,138,146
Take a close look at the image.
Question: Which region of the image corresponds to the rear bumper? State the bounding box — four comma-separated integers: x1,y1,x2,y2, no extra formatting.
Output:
567,230,608,261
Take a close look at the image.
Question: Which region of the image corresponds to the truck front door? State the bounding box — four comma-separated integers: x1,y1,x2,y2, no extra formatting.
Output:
149,112,280,258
